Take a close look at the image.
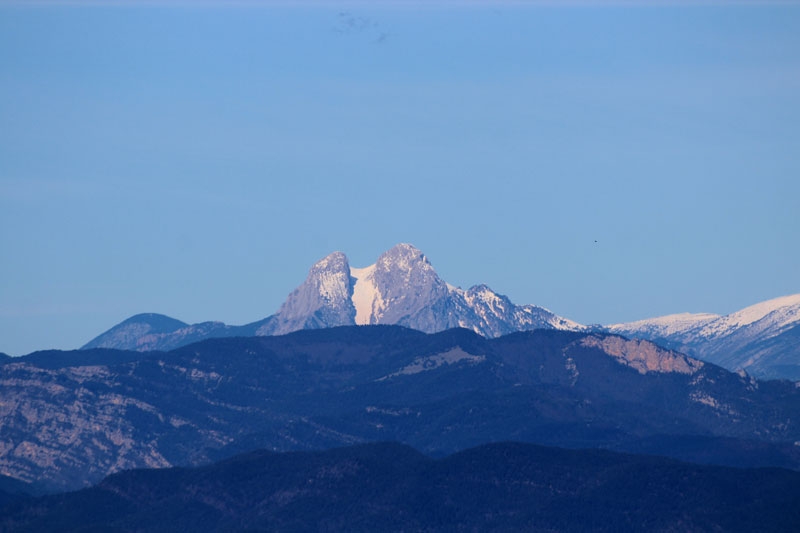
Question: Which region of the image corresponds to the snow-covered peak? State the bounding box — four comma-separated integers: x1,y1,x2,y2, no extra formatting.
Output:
464,284,509,313
608,312,720,339
697,294,800,338
608,294,800,342
536,309,586,332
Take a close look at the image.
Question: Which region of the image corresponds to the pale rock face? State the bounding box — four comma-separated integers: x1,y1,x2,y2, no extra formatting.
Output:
369,244,457,331
0,364,174,489
581,335,703,375
259,251,356,336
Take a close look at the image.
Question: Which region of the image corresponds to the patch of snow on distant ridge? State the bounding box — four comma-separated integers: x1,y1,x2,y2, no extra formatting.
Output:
696,294,800,338
608,312,720,338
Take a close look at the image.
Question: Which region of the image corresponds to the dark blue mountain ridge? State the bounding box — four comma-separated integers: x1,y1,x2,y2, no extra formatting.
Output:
11,348,157,370
4,325,800,491
3,441,800,533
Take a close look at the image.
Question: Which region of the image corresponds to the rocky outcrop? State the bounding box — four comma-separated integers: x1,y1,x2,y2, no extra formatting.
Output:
580,335,703,375
0,363,174,490
257,251,356,336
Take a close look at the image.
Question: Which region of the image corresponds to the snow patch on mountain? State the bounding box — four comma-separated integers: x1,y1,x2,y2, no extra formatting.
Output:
528,306,586,332
610,294,800,345
350,264,384,325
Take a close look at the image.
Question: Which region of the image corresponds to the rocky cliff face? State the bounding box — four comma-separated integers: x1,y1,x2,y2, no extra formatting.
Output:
257,251,356,336
0,362,175,490
580,335,704,376
367,244,455,330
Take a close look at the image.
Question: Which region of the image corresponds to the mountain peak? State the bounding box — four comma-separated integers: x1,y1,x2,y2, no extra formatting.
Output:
81,313,188,350
267,251,355,335
711,293,800,333
386,242,421,255
370,244,447,325
312,251,348,271
376,243,432,274
118,313,188,331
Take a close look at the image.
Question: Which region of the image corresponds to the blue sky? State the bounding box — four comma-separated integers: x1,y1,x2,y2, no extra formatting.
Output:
1,1,799,355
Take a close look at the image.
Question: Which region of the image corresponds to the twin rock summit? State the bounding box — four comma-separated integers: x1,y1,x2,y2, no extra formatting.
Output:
85,243,582,352
85,243,800,380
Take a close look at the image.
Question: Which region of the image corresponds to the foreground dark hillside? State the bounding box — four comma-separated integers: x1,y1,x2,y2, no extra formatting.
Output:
2,326,800,490
2,442,800,532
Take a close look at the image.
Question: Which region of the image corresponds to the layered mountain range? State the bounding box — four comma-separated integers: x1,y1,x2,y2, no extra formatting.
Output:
5,442,800,532
4,326,800,492
4,245,798,527
81,243,799,379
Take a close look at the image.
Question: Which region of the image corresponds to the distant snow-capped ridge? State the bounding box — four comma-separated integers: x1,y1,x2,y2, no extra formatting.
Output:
83,244,584,353
607,294,800,380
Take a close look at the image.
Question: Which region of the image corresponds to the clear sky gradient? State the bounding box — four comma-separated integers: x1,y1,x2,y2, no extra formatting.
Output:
1,1,799,355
